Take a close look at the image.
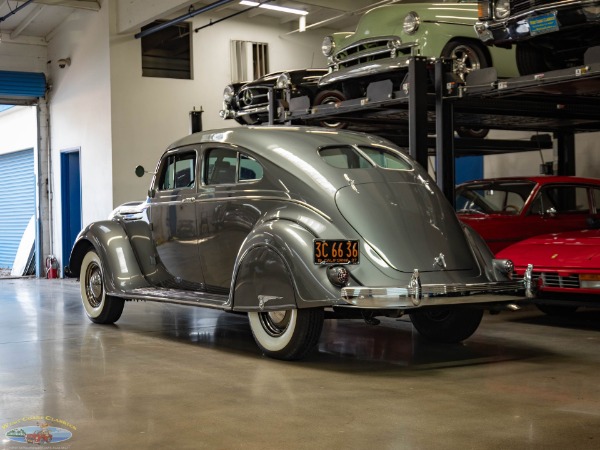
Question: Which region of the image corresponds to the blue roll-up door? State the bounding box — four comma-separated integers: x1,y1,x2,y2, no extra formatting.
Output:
0,149,35,268
0,71,46,100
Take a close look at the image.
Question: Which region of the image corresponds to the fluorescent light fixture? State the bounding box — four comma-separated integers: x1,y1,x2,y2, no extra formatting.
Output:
240,1,308,15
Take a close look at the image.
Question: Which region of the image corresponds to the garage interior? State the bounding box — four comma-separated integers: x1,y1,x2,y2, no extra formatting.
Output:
2,0,600,448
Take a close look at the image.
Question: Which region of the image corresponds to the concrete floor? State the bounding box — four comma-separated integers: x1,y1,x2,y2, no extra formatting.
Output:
1,279,600,449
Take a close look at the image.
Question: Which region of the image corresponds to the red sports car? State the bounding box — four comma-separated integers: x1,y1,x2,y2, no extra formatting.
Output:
456,176,600,253
497,228,600,315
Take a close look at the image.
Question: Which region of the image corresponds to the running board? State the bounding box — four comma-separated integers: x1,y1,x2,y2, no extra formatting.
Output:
114,287,230,310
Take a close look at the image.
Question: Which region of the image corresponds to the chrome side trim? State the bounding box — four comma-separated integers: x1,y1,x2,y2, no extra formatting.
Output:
113,287,230,309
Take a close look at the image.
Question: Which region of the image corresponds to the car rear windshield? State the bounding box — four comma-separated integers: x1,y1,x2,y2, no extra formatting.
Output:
319,145,412,170
456,180,536,215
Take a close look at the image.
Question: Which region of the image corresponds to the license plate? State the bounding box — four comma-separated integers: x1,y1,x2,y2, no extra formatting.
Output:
314,239,359,265
528,12,559,36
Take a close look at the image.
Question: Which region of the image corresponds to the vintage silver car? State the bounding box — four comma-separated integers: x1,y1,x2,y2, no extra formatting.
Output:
67,126,533,360
475,0,600,74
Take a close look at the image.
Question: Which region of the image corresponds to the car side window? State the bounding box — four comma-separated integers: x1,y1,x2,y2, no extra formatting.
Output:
532,186,590,214
593,188,600,213
157,151,196,191
239,154,263,181
205,148,264,185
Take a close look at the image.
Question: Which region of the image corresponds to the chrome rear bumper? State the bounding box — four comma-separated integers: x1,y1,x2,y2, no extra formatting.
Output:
339,265,534,309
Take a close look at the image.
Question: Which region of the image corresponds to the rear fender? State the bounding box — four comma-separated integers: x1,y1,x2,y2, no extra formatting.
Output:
231,220,341,312
68,220,151,295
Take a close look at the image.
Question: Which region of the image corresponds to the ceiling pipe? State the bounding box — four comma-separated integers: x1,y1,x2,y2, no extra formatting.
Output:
134,0,235,39
194,0,275,33
0,0,36,24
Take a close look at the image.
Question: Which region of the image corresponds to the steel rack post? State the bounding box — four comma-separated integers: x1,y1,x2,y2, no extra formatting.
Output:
408,56,429,169
434,59,455,205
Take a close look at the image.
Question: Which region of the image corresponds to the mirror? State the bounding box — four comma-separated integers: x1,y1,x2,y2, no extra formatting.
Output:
135,165,145,177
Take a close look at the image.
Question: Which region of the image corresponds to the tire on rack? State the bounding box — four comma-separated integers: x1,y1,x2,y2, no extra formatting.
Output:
248,308,324,360
312,89,347,129
516,41,555,75
536,304,578,316
80,249,125,324
409,308,484,343
441,40,490,139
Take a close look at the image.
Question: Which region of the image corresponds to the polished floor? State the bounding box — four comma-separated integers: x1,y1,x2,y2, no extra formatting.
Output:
1,278,600,449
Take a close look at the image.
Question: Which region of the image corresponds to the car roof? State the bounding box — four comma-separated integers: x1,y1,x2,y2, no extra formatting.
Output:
168,126,396,157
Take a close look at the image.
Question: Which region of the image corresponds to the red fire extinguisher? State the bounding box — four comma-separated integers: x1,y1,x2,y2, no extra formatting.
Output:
46,255,59,279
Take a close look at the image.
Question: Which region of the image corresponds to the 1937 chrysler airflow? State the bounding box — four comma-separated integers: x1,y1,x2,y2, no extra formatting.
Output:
67,126,533,360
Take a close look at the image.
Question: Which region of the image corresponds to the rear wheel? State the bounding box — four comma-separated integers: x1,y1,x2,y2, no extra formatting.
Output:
312,90,347,129
409,308,483,343
248,308,324,360
80,250,124,324
536,304,578,316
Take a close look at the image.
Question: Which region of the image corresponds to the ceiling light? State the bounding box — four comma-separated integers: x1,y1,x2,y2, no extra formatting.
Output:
240,1,308,16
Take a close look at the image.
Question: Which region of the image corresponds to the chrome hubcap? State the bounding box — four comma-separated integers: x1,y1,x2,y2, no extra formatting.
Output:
85,262,103,308
451,45,481,79
259,310,291,337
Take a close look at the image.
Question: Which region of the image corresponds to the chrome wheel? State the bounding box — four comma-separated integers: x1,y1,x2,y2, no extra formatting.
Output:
79,249,124,324
441,40,488,82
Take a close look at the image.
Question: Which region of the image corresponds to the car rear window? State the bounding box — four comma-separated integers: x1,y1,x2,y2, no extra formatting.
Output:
319,145,412,170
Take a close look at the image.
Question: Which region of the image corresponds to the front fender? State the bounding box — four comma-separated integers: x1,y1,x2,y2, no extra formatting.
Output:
68,220,152,295
231,220,342,311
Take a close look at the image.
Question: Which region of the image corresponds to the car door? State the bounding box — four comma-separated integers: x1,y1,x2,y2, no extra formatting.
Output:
196,145,264,290
149,147,204,287
523,184,596,237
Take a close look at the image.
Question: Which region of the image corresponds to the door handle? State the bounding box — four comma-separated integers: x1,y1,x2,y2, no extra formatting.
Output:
181,197,195,203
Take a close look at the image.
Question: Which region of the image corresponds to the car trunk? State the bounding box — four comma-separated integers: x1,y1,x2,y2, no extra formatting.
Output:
335,181,475,273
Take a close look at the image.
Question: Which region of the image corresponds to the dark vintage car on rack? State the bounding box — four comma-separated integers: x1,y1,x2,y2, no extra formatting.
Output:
67,126,532,360
475,0,600,74
456,176,600,253
220,68,345,127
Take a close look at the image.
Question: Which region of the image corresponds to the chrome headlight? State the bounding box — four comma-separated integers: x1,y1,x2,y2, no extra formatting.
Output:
276,72,292,89
403,12,420,35
494,0,510,19
322,35,335,57
493,259,514,277
223,85,235,104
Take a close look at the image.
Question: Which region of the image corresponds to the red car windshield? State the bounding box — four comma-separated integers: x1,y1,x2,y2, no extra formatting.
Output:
456,181,536,215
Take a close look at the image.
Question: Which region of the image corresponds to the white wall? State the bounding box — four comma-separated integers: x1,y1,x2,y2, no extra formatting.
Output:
47,2,112,262
109,8,330,206
0,106,37,156
484,130,600,179
0,38,47,73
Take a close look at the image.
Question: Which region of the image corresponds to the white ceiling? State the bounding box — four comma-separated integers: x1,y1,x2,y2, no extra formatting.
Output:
0,0,393,43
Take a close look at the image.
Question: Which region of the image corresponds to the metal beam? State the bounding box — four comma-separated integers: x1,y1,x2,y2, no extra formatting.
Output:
555,131,576,176
135,0,235,39
435,59,455,204
33,0,100,11
10,4,45,40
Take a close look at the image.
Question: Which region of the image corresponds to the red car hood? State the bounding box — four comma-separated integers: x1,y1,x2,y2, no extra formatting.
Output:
497,229,600,271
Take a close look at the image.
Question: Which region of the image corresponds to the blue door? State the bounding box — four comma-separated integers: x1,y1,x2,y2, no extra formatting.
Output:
61,151,81,273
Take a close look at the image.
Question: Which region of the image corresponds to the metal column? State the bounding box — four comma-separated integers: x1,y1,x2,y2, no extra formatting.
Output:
434,59,455,205
555,131,576,176
408,57,429,169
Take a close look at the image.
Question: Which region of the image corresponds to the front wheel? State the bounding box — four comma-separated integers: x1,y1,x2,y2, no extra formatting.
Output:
409,308,483,343
312,90,347,129
248,308,324,360
80,249,124,324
